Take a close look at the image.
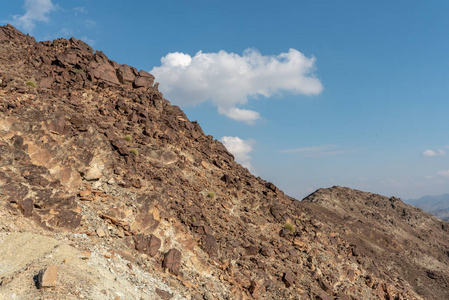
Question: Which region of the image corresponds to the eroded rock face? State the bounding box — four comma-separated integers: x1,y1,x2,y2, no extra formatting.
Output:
0,24,448,300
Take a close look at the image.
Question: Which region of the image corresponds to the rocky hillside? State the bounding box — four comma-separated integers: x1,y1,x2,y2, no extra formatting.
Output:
0,24,448,299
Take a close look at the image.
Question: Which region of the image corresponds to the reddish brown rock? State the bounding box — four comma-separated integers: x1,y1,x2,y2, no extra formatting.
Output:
203,234,218,257
282,271,295,288
138,70,154,78
245,245,259,256
248,280,260,298
155,288,173,299
17,198,33,217
117,64,136,84
162,249,182,275
133,76,153,88
134,234,161,257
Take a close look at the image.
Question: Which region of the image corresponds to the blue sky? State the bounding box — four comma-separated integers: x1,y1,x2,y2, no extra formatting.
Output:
2,0,449,200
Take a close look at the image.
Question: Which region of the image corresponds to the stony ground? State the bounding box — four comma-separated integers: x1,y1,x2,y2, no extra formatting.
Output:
0,24,448,299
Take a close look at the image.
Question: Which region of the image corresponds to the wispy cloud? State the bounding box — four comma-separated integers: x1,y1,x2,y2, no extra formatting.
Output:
380,179,406,188
281,145,336,154
281,144,360,157
317,149,361,156
12,0,56,32
80,36,95,46
220,136,255,172
422,149,446,157
437,169,449,178
151,48,323,124
73,7,87,15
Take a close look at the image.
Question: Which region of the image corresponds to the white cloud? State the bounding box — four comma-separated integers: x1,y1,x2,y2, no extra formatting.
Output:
281,144,362,157
12,0,56,32
151,48,323,124
281,145,336,154
73,7,87,15
220,136,255,171
422,149,446,157
80,36,95,46
380,179,405,188
437,170,449,178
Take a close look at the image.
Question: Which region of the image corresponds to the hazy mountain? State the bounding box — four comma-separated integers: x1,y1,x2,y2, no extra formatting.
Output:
406,194,449,222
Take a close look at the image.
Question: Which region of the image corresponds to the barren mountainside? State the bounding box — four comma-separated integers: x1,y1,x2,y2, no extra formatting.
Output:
0,25,448,299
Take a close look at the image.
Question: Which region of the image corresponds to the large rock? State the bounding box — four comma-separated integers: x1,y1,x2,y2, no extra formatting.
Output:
162,249,182,275
88,52,120,85
37,265,58,289
134,234,161,257
133,76,154,88
202,234,218,257
282,271,294,288
117,64,136,84
18,199,33,217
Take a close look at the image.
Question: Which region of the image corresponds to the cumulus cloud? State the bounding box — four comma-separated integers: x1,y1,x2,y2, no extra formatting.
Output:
220,136,255,171
151,48,323,124
422,149,446,157
12,0,55,32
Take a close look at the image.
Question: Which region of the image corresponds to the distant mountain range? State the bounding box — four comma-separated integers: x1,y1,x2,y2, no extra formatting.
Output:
406,194,449,222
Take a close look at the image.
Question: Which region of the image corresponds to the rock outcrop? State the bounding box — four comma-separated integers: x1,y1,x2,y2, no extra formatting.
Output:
0,24,448,299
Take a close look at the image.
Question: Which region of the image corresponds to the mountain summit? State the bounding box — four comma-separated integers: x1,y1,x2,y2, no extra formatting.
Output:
0,25,448,299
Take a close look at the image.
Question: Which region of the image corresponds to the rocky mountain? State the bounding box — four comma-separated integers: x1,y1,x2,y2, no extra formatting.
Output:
0,24,448,299
406,194,449,222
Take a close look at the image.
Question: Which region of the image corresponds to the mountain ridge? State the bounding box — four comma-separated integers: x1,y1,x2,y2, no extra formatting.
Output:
0,24,448,299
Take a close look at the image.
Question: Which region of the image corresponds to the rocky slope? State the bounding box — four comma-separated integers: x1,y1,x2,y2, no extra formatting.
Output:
0,24,448,299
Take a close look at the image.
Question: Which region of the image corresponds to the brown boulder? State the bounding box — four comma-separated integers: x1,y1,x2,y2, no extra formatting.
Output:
55,52,78,67
248,280,261,298
282,271,295,288
203,234,218,257
245,245,259,256
260,246,271,257
111,140,129,156
138,70,154,78
133,76,154,88
117,64,136,84
162,249,182,275
56,210,82,230
37,265,58,289
17,198,33,217
88,56,120,85
134,234,161,257
155,288,173,299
